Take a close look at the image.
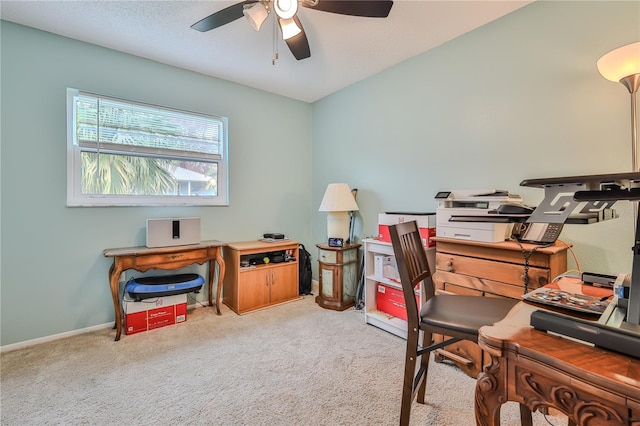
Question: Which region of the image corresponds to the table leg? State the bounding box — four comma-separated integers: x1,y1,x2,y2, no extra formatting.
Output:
108,262,124,342
208,248,226,315
475,356,504,426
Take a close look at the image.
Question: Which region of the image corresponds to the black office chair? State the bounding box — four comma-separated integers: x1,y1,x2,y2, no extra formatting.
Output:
389,220,532,426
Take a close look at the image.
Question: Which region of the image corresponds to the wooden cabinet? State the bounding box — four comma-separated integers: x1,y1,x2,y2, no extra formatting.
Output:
432,237,569,378
222,240,301,314
315,243,361,311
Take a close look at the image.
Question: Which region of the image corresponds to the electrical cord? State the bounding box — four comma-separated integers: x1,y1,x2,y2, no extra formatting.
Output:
543,413,557,426
513,238,554,294
354,251,366,310
187,293,208,309
557,238,581,273
354,235,380,311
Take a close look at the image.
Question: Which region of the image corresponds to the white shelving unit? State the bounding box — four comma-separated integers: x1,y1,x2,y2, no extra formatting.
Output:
362,238,435,339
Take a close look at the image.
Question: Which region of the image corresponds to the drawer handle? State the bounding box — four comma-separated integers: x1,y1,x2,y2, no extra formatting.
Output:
445,260,454,272
171,254,183,260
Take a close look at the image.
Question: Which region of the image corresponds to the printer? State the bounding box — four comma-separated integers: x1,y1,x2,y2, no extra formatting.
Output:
435,190,524,243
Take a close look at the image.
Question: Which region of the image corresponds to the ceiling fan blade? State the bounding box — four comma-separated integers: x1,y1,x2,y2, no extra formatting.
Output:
285,16,311,60
303,0,393,18
191,1,258,32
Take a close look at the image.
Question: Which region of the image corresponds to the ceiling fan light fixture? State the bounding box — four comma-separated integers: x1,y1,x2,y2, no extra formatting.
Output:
274,0,298,20
243,2,269,31
279,17,302,40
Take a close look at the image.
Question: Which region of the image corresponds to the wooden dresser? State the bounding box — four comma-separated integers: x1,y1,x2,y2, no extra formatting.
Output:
431,237,569,378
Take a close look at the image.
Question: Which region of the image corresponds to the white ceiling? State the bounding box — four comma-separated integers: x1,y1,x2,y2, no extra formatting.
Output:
0,0,533,103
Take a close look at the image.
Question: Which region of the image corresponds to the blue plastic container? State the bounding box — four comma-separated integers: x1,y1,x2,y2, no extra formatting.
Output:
125,273,204,301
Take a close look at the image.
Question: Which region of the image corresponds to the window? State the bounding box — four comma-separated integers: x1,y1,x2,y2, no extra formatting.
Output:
66,88,228,206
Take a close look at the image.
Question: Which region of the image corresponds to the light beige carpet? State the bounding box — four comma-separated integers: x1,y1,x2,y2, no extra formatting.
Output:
1,295,565,425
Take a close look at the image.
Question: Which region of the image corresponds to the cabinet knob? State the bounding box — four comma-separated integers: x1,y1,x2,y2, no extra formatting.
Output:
446,260,454,272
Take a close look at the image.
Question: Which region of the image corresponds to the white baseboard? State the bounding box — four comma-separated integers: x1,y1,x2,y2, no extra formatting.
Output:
1,302,204,353
0,322,114,353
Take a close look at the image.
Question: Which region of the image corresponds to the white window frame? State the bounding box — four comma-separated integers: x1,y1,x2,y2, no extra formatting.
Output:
66,88,229,206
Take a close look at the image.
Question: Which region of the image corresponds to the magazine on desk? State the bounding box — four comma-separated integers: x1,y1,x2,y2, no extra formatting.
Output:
523,275,613,315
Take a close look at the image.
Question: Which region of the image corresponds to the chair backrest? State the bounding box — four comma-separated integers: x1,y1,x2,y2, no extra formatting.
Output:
389,221,435,324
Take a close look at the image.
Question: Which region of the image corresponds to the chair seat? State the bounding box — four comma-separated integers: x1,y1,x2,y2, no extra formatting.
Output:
420,294,517,341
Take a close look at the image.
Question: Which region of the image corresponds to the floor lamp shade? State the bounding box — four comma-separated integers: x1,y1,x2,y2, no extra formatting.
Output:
319,183,359,240
597,42,640,84
597,41,640,171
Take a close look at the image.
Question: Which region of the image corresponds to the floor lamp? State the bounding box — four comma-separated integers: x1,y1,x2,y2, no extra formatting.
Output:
597,41,640,325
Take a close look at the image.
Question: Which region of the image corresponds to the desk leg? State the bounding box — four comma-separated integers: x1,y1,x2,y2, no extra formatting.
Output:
475,356,504,426
108,261,124,342
208,248,226,315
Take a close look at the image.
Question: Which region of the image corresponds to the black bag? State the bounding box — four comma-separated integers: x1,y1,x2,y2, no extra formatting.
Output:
298,243,313,295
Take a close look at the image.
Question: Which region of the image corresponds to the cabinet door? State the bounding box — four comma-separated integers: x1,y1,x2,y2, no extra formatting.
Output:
342,262,358,302
319,265,336,299
270,264,298,304
238,269,270,312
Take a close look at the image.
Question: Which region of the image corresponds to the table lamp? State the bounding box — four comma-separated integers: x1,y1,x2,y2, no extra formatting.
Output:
318,183,359,242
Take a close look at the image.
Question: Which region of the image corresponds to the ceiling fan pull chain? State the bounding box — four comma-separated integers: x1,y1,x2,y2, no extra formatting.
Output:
272,9,279,65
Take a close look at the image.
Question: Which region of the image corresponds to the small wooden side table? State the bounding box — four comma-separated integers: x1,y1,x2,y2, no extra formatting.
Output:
315,243,361,311
103,240,226,341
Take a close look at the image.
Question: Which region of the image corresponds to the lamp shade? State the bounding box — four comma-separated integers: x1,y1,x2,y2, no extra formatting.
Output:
597,41,640,83
243,2,269,31
319,183,359,212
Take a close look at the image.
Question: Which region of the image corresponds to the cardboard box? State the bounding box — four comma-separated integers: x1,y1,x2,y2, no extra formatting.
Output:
374,255,395,279
378,213,436,247
122,294,187,335
376,283,419,321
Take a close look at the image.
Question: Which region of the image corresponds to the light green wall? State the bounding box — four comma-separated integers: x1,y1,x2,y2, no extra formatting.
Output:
2,1,639,347
312,1,639,277
0,21,312,346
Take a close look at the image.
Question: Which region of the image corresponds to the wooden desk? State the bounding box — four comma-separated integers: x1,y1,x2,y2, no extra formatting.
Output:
474,302,640,426
104,240,226,341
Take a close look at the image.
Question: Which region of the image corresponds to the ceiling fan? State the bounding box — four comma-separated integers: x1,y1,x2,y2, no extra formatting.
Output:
191,0,393,61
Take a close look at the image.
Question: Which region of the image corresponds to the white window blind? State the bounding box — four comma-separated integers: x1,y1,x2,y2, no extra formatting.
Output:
67,88,228,206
